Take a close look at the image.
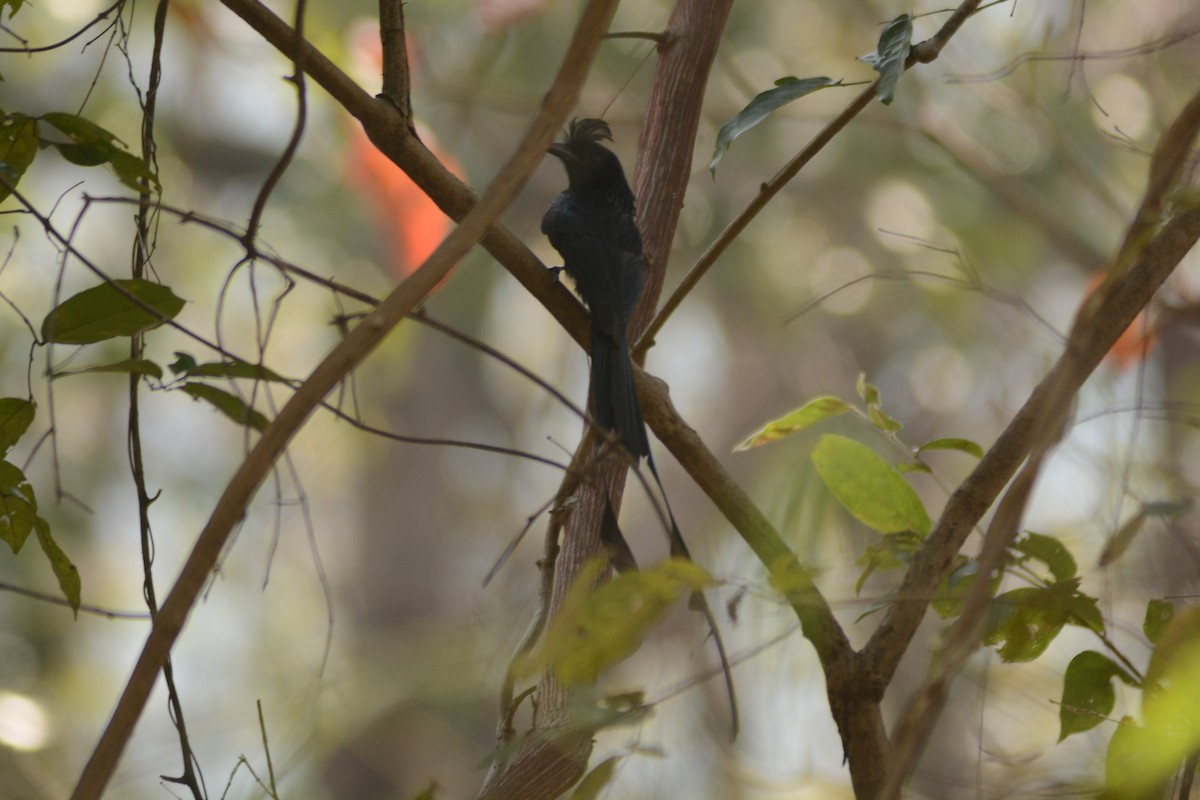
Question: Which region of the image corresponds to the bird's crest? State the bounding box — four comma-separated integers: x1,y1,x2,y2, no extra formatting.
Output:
564,118,613,147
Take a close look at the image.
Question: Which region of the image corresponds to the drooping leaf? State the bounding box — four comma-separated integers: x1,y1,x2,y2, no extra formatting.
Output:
1098,509,1147,567
0,397,34,454
42,279,185,344
178,360,290,384
54,359,163,380
0,459,36,553
179,383,270,432
569,756,621,800
1013,531,1077,582
39,112,158,192
0,112,39,200
35,517,80,615
859,14,913,105
520,558,712,685
1,1,26,19
985,579,1097,662
916,437,984,459
734,395,851,451
812,434,931,536
708,76,839,174
1059,650,1138,742
1144,599,1174,645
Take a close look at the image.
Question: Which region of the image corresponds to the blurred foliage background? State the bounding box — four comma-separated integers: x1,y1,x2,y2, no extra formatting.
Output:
2,0,1200,797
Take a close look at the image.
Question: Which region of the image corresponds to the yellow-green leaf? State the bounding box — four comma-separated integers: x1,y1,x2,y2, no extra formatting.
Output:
734,396,851,451
812,434,930,536
520,558,711,685
35,517,80,615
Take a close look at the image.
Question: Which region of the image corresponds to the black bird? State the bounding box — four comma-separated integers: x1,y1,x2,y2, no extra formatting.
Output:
542,118,649,459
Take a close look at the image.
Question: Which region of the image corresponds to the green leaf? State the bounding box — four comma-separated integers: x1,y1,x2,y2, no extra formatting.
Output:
1,1,26,19
855,530,922,594
0,112,39,200
856,374,880,406
0,459,36,553
915,437,984,459
54,359,163,380
168,351,198,376
179,360,290,384
42,279,185,344
569,756,620,800
1109,609,1200,797
1013,531,1077,582
734,396,851,451
931,558,983,619
1059,651,1137,742
1098,509,1147,567
35,517,80,615
39,112,158,192
867,404,903,433
812,434,931,536
860,14,913,105
520,558,712,685
0,397,34,454
985,580,1095,662
708,76,839,174
1144,599,1174,645
179,383,270,432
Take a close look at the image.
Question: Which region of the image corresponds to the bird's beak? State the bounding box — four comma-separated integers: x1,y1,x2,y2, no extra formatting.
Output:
548,142,575,163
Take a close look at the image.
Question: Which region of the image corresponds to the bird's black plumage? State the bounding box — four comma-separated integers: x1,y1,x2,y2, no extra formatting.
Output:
542,119,649,458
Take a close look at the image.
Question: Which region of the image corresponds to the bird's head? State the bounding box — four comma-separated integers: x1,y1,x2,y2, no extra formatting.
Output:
547,118,625,189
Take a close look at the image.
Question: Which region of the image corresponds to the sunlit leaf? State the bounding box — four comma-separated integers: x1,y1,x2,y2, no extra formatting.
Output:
35,517,80,615
0,112,38,200
812,435,930,536
708,76,839,174
859,14,912,105
1059,650,1137,742
856,374,880,406
1108,608,1200,797
1144,599,1173,645
569,756,620,800
520,558,711,685
734,396,851,451
42,279,185,344
867,404,902,433
54,359,163,380
0,397,34,454
915,437,984,459
1013,531,1077,582
179,383,270,432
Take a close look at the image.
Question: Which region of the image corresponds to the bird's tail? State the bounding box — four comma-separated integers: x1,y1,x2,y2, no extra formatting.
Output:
590,326,649,459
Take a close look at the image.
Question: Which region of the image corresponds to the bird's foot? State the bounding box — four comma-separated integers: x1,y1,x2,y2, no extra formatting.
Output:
547,265,564,282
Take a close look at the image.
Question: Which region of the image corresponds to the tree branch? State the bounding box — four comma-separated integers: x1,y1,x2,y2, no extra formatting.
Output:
67,0,620,795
